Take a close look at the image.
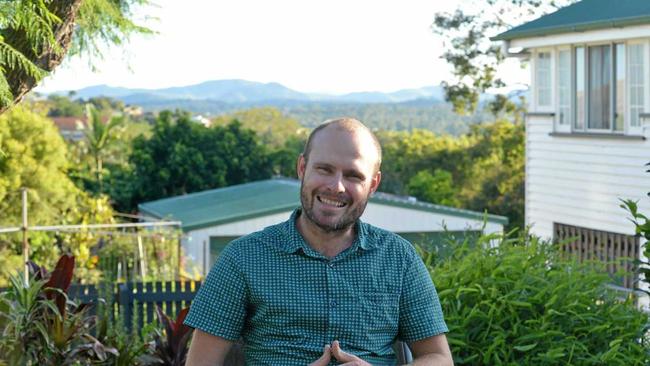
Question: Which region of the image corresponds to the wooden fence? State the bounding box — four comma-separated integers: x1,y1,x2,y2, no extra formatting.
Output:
67,280,202,332
554,223,640,289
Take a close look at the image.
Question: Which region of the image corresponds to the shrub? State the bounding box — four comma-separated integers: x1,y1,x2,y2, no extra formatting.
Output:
0,255,117,365
430,234,650,365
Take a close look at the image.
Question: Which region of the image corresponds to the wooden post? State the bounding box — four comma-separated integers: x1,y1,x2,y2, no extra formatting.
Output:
137,233,147,280
176,235,182,280
21,188,29,284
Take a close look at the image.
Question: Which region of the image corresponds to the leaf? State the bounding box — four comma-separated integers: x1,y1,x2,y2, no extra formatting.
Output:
514,343,538,352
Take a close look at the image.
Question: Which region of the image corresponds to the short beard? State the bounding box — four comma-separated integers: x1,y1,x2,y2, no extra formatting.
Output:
299,180,369,233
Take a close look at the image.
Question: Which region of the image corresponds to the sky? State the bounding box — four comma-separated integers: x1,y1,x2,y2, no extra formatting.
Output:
37,0,529,95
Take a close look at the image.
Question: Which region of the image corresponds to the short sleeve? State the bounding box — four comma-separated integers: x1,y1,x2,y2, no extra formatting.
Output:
397,252,448,342
184,243,247,340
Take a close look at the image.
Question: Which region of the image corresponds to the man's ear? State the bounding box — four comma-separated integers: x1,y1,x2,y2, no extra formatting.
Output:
296,154,306,179
369,171,381,194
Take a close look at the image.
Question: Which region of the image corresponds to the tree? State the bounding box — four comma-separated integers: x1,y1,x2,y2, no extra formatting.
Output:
119,111,273,210
432,0,574,115
0,0,153,113
0,106,115,283
210,107,306,149
407,170,459,207
78,104,124,194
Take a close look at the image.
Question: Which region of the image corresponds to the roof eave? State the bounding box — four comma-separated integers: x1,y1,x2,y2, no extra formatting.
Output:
492,16,650,41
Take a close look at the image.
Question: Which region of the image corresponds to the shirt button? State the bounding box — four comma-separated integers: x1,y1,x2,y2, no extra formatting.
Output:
330,300,337,308
328,262,335,268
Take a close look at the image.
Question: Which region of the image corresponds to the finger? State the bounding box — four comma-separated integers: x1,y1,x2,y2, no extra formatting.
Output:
308,344,331,366
331,340,358,362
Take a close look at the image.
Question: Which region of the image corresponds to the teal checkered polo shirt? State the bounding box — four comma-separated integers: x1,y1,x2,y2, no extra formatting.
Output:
184,209,448,365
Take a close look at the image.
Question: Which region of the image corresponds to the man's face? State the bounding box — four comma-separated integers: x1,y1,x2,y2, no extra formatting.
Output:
297,126,381,233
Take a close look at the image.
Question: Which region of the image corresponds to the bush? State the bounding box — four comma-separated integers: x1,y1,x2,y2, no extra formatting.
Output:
429,233,650,365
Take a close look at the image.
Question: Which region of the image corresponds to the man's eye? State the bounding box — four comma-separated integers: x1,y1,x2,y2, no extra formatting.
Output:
317,167,330,173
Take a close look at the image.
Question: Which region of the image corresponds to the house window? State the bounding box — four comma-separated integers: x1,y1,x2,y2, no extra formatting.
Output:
615,44,626,131
575,47,586,130
629,43,645,128
557,49,572,126
536,51,552,108
587,45,612,130
556,43,647,133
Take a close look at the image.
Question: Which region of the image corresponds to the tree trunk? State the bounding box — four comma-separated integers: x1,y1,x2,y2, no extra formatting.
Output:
1,0,83,114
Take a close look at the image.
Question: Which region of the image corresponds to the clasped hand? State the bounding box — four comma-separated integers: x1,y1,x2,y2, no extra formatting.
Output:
308,340,372,366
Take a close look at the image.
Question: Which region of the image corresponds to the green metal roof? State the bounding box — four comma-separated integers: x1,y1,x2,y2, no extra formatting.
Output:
493,0,650,41
139,178,508,231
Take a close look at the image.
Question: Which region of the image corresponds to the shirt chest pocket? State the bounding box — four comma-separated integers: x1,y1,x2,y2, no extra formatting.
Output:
354,292,400,337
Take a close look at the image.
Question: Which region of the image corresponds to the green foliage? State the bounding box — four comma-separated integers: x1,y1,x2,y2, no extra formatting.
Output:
72,0,155,60
80,104,125,194
621,162,650,295
407,170,459,207
146,306,193,366
432,0,575,115
211,107,306,149
0,256,118,365
0,0,152,112
0,106,120,285
431,234,650,365
379,120,525,229
117,111,273,211
45,95,85,117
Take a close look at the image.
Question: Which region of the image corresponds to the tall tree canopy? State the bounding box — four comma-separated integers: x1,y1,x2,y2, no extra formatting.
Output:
0,0,152,113
119,111,273,210
432,0,574,115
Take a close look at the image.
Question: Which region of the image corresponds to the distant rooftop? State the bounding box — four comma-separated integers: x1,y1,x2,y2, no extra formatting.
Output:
493,0,650,41
138,178,508,231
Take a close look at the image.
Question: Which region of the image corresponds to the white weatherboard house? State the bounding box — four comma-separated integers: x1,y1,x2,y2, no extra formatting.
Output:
494,0,650,291
138,178,507,276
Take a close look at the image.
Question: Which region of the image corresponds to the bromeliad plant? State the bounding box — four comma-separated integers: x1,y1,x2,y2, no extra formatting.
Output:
142,305,193,366
0,255,117,365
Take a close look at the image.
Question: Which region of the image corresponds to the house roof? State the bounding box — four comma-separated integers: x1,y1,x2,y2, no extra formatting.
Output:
138,178,508,232
492,0,650,41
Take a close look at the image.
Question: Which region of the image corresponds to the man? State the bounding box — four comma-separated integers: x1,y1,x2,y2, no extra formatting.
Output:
184,118,452,365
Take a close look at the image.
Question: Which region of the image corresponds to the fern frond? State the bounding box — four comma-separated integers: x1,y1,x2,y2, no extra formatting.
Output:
0,67,13,109
0,40,47,80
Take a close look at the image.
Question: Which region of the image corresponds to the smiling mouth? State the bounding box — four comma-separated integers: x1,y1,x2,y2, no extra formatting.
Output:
317,195,347,208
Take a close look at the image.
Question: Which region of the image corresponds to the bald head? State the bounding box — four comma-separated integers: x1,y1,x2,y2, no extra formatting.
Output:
302,118,382,173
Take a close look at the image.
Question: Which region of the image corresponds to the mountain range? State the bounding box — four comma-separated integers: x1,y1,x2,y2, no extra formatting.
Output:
66,79,447,105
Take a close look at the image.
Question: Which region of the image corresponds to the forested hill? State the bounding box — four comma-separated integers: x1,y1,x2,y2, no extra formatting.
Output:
127,98,490,135
53,80,502,134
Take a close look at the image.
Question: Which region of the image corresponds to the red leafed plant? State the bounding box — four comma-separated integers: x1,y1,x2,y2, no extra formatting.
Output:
0,255,117,365
145,306,193,366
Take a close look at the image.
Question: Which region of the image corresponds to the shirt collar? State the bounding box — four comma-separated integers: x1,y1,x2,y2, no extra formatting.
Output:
280,208,374,254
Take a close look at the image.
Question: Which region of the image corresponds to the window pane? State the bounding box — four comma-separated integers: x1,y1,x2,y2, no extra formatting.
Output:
575,47,585,130
629,43,645,128
588,45,611,130
615,44,625,131
536,52,552,107
558,50,571,125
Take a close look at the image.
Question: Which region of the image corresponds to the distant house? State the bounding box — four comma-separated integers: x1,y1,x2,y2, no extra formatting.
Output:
50,116,85,141
494,0,650,290
138,178,507,276
50,114,111,141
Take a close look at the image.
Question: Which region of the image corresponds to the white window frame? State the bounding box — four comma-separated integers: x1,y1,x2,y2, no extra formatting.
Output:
555,46,572,133
627,40,647,136
569,41,636,134
534,48,554,112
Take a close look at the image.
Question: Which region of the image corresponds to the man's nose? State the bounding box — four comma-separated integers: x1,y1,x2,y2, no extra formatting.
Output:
326,173,345,193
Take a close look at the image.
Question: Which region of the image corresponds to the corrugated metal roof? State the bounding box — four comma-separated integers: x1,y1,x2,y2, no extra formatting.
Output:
138,178,508,231
492,0,650,41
